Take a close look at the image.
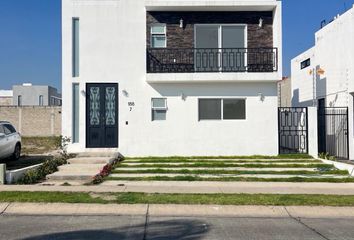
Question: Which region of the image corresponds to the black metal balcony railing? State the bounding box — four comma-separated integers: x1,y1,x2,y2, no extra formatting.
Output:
147,48,278,73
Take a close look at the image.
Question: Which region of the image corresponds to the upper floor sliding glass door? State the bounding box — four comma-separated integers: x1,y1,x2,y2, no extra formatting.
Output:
195,24,247,72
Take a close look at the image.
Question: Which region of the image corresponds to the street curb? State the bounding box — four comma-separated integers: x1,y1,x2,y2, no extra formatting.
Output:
4,203,148,216
2,203,354,219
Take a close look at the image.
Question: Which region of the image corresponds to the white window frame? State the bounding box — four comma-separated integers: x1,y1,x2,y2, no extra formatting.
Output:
198,98,247,121
151,98,168,121
151,24,167,48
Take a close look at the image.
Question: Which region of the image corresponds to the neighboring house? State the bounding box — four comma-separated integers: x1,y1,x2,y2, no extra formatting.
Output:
0,90,13,106
291,5,354,159
278,77,291,107
13,83,62,106
62,0,282,156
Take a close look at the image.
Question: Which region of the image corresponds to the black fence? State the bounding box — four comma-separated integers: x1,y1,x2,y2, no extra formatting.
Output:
278,107,308,154
318,107,349,160
147,48,278,73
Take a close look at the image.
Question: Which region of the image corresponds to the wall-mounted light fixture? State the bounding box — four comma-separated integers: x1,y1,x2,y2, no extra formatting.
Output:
80,90,86,97
122,89,129,97
180,18,184,28
258,18,263,28
258,92,265,102
181,92,187,101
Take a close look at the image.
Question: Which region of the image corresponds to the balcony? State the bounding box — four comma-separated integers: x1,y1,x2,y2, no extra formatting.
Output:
147,48,278,74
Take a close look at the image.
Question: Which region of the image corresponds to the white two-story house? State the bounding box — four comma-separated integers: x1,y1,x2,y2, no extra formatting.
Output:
62,0,282,157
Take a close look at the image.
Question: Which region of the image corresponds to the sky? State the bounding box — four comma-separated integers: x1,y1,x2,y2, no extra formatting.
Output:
0,0,353,91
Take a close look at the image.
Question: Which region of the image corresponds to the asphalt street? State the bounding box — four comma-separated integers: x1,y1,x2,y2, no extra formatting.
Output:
1,214,354,240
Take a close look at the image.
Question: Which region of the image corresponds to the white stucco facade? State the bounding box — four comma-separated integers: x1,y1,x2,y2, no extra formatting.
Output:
291,5,354,159
62,0,282,157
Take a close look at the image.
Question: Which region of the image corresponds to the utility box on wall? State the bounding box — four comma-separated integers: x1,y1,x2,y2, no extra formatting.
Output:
0,164,5,185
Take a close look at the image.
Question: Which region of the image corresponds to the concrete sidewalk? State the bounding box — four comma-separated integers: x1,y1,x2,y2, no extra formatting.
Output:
2,181,354,195
1,202,354,219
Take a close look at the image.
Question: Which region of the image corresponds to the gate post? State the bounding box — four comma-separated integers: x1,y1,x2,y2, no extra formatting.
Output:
307,107,318,158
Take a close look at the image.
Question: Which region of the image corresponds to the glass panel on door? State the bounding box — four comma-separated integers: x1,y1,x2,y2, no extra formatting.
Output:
89,87,100,126
195,25,219,72
105,87,116,126
222,26,246,72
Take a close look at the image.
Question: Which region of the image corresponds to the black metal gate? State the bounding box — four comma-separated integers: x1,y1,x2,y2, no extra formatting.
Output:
318,107,349,160
278,107,308,154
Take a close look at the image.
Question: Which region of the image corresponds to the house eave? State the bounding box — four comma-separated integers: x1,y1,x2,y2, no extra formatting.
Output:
145,0,279,12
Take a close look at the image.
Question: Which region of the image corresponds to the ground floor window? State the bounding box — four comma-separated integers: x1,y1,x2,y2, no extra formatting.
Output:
152,98,167,121
199,98,246,120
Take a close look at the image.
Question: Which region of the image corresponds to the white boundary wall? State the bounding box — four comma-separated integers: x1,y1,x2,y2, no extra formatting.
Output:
291,6,354,160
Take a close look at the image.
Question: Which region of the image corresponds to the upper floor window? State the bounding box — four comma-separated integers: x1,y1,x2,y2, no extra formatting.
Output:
39,95,44,106
301,58,311,69
151,24,166,48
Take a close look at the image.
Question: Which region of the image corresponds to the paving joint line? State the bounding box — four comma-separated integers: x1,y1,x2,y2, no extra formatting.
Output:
142,204,150,240
0,203,12,216
284,207,330,240
217,186,224,194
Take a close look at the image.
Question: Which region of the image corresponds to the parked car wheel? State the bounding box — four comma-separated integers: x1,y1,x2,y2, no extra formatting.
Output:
12,143,21,161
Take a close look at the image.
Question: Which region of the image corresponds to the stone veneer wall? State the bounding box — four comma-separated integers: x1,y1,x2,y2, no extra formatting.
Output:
0,106,61,136
147,11,273,48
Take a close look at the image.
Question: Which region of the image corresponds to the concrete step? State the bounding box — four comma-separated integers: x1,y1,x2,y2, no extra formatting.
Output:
67,157,113,164
114,167,319,172
44,152,121,183
110,173,349,179
76,152,120,158
37,181,88,186
58,164,104,173
47,172,99,181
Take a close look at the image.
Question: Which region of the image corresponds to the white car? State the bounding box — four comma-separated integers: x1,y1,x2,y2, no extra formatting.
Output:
0,121,22,161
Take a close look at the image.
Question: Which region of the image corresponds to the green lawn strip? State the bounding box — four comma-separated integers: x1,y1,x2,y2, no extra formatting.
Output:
125,154,313,161
117,163,333,169
106,176,354,183
125,154,313,160
0,192,108,204
2,192,354,206
122,159,322,164
112,168,348,175
114,193,354,206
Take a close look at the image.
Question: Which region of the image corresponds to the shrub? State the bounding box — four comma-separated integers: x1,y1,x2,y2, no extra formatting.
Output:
16,157,68,185
57,136,71,159
92,160,119,185
319,152,337,161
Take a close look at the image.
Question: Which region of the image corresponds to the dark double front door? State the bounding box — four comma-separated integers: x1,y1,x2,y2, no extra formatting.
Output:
86,83,118,148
